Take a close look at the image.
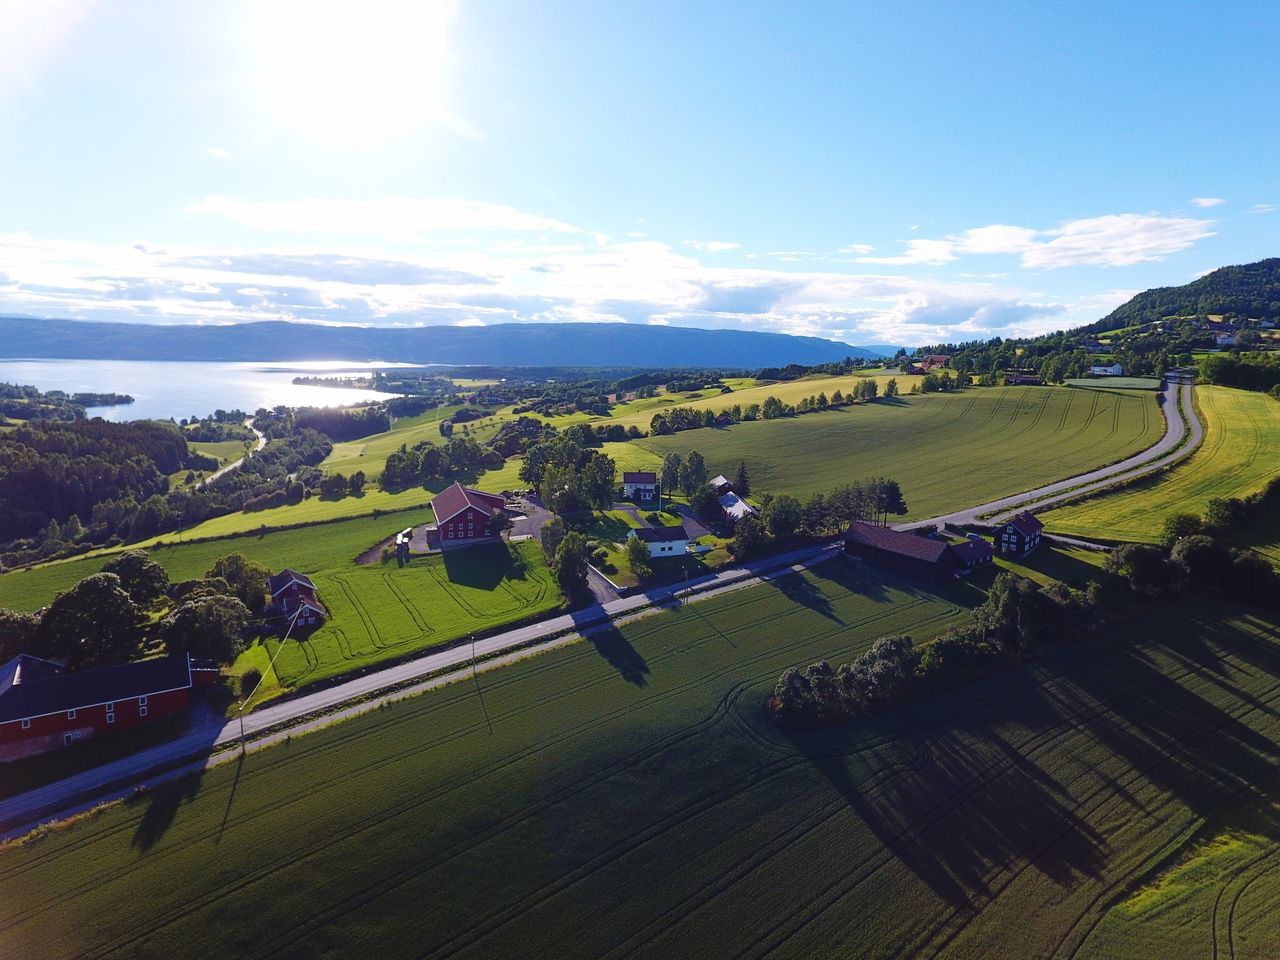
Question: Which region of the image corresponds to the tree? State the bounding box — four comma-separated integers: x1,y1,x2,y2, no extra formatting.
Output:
660,452,682,498
102,550,169,605
763,494,802,538
1106,543,1182,595
208,553,271,615
1170,534,1232,583
554,531,593,598
733,460,751,497
160,594,250,663
689,485,721,519
626,534,653,580
884,378,899,398
680,451,707,497
348,470,366,495
579,452,617,510
540,516,566,560
728,515,769,559
1159,512,1203,547
37,573,141,668
0,608,39,661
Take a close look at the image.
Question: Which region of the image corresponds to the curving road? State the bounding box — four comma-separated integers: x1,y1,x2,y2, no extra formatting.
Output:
897,376,1202,531
197,420,267,489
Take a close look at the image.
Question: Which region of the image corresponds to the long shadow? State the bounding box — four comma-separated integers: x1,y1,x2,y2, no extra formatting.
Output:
768,570,843,622
215,751,245,844
128,769,205,853
583,623,650,687
440,542,520,590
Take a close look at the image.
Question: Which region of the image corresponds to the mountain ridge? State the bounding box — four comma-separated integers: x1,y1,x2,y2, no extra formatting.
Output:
0,317,886,367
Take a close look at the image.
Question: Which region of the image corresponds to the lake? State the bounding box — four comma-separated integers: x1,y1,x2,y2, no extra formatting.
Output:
0,359,412,421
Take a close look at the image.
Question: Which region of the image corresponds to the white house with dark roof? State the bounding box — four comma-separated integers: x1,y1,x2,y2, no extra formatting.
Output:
622,471,658,500
628,524,690,558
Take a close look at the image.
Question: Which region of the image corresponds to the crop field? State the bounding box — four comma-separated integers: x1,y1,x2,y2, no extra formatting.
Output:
259,540,558,689
1041,386,1280,542
0,506,439,613
6,561,1280,959
1062,377,1161,390
631,385,1163,517
187,439,249,464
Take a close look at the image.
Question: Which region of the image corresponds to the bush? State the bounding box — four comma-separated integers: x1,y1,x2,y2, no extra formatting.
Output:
240,668,262,699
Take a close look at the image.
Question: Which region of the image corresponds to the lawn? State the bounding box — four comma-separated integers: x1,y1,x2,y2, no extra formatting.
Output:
628,385,1164,519
246,540,559,691
1063,377,1162,390
0,506,439,613
187,439,249,464
6,564,1280,959
1040,385,1280,542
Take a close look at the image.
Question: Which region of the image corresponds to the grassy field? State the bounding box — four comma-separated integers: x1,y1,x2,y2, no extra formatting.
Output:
1041,386,1280,542
1062,377,1161,390
630,385,1164,518
249,540,559,690
7,561,1280,958
0,506,439,613
187,439,249,464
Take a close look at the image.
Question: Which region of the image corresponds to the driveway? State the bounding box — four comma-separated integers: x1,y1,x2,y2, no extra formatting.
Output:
897,376,1202,531
509,497,553,541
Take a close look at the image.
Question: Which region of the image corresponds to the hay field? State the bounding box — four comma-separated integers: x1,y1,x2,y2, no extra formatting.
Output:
631,385,1163,517
1041,386,1280,542
4,561,1280,959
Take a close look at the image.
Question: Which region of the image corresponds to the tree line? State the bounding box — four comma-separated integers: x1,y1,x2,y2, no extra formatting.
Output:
648,379,895,437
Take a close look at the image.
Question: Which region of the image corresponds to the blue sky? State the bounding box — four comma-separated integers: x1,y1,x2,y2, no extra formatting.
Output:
0,0,1276,346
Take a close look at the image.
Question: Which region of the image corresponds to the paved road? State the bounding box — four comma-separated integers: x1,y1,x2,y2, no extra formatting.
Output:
898,377,1201,531
198,421,267,489
0,541,842,833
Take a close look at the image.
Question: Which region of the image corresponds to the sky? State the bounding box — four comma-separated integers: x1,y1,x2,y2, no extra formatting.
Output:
0,0,1276,348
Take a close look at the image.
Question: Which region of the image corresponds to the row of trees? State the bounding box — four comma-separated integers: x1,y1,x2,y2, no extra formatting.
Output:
647,379,895,438
0,550,272,671
519,436,617,515
380,435,499,490
728,479,908,560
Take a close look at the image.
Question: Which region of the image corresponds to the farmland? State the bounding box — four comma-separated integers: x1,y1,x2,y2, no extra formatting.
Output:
1041,386,1280,542
4,560,1280,959
632,384,1163,517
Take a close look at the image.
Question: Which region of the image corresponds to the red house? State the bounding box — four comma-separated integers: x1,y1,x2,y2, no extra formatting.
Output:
0,654,193,762
267,569,326,628
429,482,507,546
996,512,1044,558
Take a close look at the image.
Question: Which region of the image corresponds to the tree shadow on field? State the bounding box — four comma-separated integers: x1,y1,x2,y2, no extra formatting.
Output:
583,623,650,687
767,571,842,623
786,720,1108,909
128,768,206,854
441,542,516,590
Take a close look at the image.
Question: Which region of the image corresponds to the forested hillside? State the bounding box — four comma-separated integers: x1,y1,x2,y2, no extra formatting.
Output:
1092,257,1280,329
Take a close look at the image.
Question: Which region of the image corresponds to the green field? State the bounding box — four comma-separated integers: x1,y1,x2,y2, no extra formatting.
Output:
1062,377,1162,390
1041,386,1280,542
630,385,1164,517
187,439,248,464
0,506,439,613
6,561,1280,958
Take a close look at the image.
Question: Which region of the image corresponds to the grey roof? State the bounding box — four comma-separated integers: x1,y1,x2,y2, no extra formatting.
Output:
949,539,994,565
0,655,190,724
633,525,690,543
269,569,315,596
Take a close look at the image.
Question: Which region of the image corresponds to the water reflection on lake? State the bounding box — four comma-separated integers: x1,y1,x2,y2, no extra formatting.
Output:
0,359,413,421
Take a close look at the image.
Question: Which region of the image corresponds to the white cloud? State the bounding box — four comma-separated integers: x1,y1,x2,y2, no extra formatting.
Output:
1191,197,1225,208
187,195,581,238
1251,203,1276,214
207,146,232,160
858,213,1214,270
838,243,875,255
684,240,740,252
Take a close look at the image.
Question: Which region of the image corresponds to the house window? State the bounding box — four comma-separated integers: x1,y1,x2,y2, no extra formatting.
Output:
139,706,149,718
64,733,74,746
106,712,115,724
20,718,31,730
138,695,148,706
67,709,76,720
105,702,113,711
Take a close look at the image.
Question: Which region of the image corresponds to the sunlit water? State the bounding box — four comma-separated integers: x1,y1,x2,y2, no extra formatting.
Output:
0,359,417,421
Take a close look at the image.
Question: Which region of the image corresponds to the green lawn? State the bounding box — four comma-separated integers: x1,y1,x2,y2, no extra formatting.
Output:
0,506,438,613
627,385,1164,518
1062,377,1162,390
187,439,249,464
247,540,559,691
1041,386,1280,542
7,564,1280,958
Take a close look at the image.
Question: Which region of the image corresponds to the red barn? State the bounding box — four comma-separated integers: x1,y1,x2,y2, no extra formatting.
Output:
0,654,192,762
267,569,326,628
429,482,507,545
843,522,957,582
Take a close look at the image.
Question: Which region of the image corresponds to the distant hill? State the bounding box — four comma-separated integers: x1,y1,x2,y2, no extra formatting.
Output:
1090,257,1280,331
0,317,883,368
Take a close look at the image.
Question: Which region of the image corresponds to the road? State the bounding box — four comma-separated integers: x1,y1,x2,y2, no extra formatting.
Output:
198,420,267,488
898,377,1202,531
0,541,842,834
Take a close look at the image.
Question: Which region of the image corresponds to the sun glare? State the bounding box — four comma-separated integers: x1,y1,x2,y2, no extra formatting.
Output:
251,0,458,141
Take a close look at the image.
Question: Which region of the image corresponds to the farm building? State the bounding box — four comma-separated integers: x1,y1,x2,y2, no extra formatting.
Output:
425,482,507,546
708,475,734,496
623,471,658,500
1089,363,1124,376
1215,331,1238,346
629,525,690,558
996,512,1043,558
843,522,958,582
949,537,995,571
268,569,327,628
0,654,193,762
719,491,757,524
921,354,951,370
1005,374,1043,386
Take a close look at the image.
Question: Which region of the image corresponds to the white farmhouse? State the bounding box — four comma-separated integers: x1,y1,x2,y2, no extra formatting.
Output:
629,524,689,558
1088,363,1124,376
